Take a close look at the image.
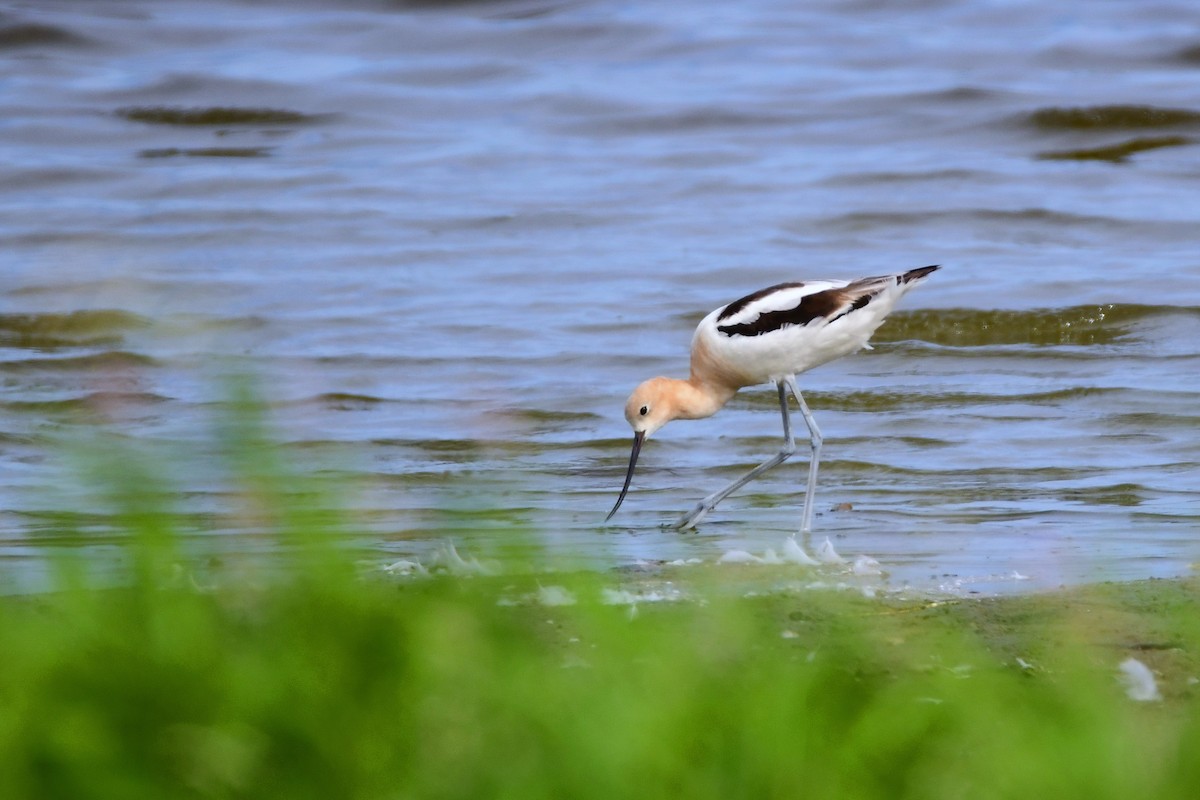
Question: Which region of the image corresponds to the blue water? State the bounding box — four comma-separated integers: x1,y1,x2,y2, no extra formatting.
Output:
2,0,1199,594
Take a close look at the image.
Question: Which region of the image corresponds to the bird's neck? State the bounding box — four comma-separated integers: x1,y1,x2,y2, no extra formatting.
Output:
670,376,737,421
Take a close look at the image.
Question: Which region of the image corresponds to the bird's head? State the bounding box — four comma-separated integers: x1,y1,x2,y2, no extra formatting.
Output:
607,377,680,521
622,376,679,439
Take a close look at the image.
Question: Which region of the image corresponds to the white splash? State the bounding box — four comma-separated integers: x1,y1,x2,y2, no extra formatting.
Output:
428,541,494,576
816,537,846,565
717,539,886,581
782,537,820,566
600,587,682,605
718,549,765,565
1119,658,1162,702
759,548,786,565
719,539,821,566
536,585,577,606
381,559,427,576
852,555,883,576
717,547,786,565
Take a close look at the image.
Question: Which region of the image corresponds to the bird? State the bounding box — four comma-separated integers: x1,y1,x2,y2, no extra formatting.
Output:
606,264,939,533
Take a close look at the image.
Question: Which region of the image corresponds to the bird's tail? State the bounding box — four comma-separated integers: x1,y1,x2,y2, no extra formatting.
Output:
901,264,940,284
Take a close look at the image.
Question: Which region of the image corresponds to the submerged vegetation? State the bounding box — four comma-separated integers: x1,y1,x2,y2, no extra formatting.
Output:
1037,136,1193,163
2,394,1199,799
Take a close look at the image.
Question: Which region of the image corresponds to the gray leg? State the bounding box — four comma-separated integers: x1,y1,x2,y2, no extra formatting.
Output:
782,375,822,535
675,379,797,529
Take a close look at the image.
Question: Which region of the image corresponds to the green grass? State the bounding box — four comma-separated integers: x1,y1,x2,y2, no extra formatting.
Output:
2,394,1199,798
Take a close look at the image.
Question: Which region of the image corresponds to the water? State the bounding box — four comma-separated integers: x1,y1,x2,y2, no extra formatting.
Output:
2,0,1199,595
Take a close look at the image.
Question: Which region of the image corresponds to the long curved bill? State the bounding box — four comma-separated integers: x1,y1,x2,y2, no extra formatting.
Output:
605,430,645,521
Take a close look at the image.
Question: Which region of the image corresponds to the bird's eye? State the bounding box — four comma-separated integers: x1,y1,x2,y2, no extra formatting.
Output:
639,405,649,416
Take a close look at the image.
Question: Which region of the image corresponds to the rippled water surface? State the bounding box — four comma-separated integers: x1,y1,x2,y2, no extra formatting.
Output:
3,0,1199,594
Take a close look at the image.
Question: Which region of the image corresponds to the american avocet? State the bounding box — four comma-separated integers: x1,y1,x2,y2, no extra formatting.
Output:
606,264,939,533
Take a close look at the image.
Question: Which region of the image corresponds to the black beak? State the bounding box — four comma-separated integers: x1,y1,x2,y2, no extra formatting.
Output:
605,430,645,521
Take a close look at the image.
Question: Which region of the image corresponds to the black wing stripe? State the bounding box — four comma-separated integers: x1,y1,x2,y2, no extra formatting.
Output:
827,292,872,325
717,286,851,337
716,282,806,323
715,266,938,338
